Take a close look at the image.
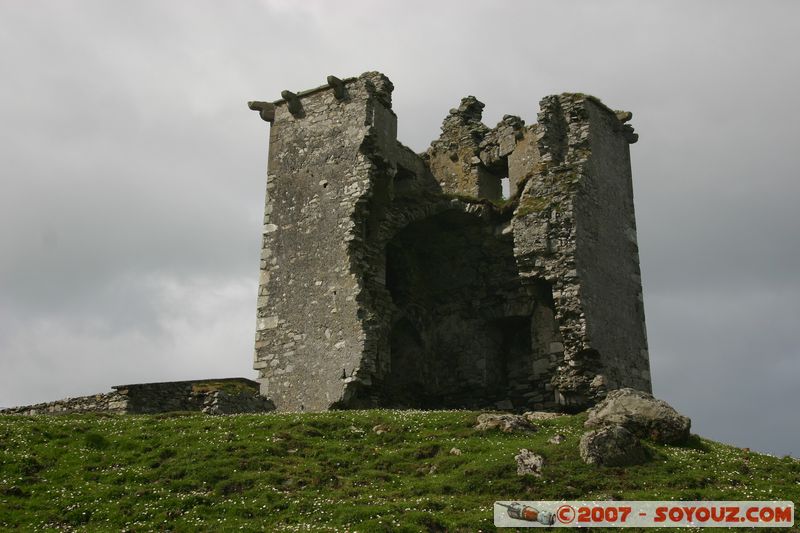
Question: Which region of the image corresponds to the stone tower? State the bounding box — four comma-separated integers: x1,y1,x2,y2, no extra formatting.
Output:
249,72,650,412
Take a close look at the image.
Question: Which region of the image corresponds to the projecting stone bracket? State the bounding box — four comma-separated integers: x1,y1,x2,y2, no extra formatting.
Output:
614,110,638,143
280,90,303,116
247,101,276,122
327,75,347,100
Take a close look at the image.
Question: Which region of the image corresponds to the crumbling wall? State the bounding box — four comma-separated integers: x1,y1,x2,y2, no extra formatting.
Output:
116,378,273,414
0,378,273,415
0,392,128,415
253,73,401,411
425,97,503,200
511,94,649,410
250,72,650,413
577,100,649,392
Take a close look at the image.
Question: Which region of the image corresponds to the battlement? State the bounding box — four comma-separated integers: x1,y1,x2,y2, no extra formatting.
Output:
250,71,649,412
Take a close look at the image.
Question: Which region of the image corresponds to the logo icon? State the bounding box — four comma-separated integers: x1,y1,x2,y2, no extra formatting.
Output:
557,504,576,524
496,502,555,525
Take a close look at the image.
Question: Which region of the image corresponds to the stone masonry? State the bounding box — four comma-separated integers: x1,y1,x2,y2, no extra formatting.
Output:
249,72,650,413
1,378,275,415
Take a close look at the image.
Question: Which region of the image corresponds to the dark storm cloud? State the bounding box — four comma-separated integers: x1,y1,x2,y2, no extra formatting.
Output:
1,0,797,456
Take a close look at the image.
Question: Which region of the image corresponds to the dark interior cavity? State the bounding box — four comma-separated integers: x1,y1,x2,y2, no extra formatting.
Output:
381,210,533,409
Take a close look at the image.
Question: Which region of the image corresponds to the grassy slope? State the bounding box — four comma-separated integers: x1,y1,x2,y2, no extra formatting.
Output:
0,410,797,532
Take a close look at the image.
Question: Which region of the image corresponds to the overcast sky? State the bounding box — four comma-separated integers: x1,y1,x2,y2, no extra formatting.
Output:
1,1,797,457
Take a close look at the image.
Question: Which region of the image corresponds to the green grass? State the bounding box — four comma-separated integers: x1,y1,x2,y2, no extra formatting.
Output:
190,380,256,395
0,411,797,531
515,196,553,217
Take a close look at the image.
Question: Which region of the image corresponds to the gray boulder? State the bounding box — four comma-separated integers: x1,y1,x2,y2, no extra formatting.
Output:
579,425,647,466
475,413,536,433
523,411,564,422
514,448,545,476
585,388,691,444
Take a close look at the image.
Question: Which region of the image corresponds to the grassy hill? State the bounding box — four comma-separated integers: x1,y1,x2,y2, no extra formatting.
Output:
1,410,797,531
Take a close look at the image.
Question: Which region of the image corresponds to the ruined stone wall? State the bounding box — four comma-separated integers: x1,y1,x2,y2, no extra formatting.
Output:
512,94,648,409
116,378,273,414
1,378,273,415
254,73,398,411
577,100,650,392
0,392,128,415
250,72,650,413
425,97,503,200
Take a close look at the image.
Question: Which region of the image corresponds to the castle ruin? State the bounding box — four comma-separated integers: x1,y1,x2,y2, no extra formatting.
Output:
249,72,650,413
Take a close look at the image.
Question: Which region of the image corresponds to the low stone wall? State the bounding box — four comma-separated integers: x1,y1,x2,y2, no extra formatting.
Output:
0,391,128,415
0,378,275,415
203,389,277,415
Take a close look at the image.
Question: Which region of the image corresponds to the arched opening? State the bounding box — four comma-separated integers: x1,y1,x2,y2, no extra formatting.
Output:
380,209,533,409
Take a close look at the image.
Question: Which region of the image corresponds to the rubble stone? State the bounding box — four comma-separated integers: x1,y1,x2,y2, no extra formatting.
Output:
475,413,537,433
524,411,565,422
515,449,545,476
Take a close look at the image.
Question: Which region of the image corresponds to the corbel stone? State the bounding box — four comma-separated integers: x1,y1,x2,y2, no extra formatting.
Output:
615,110,633,123
281,90,303,116
247,101,276,122
327,75,346,100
